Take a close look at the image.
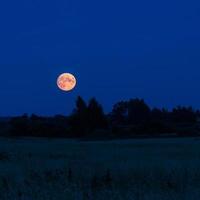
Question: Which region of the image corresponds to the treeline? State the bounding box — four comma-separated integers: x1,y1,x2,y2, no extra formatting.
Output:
6,96,200,138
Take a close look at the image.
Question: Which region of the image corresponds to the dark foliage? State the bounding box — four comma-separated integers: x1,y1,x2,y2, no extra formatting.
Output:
69,96,108,137
3,96,200,138
87,98,108,131
127,98,151,125
68,96,88,137
111,101,128,125
10,114,70,137
171,106,197,123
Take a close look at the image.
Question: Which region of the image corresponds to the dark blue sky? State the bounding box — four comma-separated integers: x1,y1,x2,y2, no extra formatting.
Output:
0,0,200,116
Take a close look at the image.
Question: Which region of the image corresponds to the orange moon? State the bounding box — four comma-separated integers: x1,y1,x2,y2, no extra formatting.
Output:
57,73,77,91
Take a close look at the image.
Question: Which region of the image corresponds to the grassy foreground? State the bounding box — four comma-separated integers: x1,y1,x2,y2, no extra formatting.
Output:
0,137,199,199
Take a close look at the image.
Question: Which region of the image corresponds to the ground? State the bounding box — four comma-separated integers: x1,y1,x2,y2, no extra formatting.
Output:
0,137,200,199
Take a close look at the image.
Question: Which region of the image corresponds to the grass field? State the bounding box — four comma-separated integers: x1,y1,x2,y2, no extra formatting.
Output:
0,137,200,199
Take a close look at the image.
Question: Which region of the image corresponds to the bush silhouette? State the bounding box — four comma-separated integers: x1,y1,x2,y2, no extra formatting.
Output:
6,96,200,138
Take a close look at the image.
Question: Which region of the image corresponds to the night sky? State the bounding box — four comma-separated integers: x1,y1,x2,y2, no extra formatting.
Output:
0,0,200,116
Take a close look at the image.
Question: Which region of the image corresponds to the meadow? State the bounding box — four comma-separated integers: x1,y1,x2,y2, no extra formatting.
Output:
0,137,200,199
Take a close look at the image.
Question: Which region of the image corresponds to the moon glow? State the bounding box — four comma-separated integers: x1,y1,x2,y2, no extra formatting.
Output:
57,73,76,91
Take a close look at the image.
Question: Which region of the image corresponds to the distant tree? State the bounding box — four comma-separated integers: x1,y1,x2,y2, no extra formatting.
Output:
111,101,128,125
151,108,163,121
69,96,88,136
87,98,108,132
30,114,41,121
69,96,108,136
127,98,150,125
151,108,170,122
171,106,197,123
29,115,70,137
10,114,30,136
8,96,200,139
196,110,200,117
75,96,88,116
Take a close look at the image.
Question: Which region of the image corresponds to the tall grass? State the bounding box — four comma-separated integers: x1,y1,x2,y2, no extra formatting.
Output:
0,137,199,199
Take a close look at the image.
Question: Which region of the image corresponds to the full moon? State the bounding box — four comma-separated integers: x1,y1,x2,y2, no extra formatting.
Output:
57,73,77,91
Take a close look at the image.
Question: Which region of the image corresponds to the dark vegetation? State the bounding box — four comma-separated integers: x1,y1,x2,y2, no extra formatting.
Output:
2,96,200,139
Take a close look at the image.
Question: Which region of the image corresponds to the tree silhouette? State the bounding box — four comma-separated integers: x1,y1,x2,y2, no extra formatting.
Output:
88,98,108,132
7,96,200,138
76,96,88,115
171,106,197,123
127,98,150,125
111,101,128,125
10,114,30,136
69,96,88,137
